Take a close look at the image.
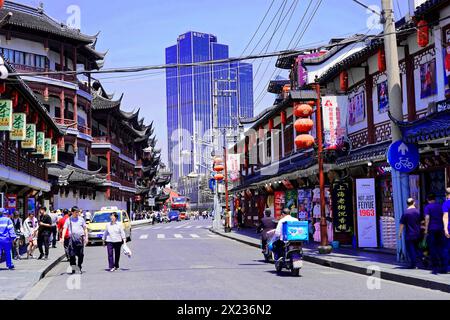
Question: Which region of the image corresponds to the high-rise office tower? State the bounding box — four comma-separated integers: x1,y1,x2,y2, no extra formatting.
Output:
165,31,253,191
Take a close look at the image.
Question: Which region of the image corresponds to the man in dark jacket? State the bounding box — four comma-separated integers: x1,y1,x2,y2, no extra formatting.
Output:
258,209,277,251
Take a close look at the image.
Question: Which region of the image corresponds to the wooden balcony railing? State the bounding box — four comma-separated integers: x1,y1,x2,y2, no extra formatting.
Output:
0,142,46,181
78,125,92,136
10,64,45,73
54,118,77,127
110,174,135,189
93,136,110,144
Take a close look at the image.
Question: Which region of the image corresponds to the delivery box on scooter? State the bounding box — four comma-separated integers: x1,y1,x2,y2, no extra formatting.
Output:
282,221,309,242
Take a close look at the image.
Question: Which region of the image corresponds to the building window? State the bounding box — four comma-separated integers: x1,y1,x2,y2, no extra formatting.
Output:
77,146,86,162
284,116,294,155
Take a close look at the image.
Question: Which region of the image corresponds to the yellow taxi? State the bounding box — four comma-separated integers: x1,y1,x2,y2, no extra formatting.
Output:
87,207,132,245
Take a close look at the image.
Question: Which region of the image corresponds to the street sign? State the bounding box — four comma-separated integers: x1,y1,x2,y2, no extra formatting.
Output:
209,178,215,191
387,140,419,173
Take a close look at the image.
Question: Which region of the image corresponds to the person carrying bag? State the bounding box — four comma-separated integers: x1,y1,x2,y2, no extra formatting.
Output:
102,212,127,272
61,207,87,274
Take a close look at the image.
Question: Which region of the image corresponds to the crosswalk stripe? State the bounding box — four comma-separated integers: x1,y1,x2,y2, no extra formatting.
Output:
154,227,162,229
157,234,165,239
174,234,183,238
190,234,200,238
139,234,148,240
208,234,219,238
164,226,172,229
175,225,183,229
196,226,202,229
184,226,192,229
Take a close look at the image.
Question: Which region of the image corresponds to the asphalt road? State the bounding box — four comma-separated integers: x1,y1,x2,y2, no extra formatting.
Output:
24,219,450,300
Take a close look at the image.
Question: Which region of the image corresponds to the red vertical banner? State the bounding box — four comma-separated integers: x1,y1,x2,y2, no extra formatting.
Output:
274,191,285,220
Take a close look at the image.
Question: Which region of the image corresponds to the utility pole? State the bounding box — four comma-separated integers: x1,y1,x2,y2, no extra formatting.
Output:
381,0,409,262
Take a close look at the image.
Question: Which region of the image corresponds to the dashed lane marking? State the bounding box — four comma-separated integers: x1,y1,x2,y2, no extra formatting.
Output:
190,234,200,238
139,234,148,240
174,234,183,239
157,234,165,239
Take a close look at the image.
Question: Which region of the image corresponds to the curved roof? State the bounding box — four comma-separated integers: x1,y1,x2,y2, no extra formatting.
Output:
92,92,123,110
1,2,98,44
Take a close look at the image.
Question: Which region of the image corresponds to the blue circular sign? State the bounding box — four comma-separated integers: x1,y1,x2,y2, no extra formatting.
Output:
387,141,419,173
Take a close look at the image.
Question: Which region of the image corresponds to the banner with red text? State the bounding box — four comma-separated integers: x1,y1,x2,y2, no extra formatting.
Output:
356,178,378,248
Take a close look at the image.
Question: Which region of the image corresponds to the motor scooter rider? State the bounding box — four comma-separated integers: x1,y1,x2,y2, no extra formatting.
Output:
271,208,299,261
0,208,17,270
257,209,277,252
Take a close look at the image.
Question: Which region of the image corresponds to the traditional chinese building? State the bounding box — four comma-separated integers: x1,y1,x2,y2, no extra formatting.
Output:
0,59,62,217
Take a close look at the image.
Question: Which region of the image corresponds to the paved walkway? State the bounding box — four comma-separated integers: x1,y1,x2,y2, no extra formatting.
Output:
0,244,66,300
210,227,450,293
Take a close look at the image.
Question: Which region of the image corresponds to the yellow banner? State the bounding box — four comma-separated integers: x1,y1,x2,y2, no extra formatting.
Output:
22,124,36,149
33,132,45,155
0,100,13,131
10,113,26,141
44,138,52,160
51,144,58,163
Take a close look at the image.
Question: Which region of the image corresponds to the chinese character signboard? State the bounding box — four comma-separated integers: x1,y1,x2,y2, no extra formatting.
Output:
356,178,378,248
348,91,365,126
44,138,52,160
34,132,45,155
51,144,58,163
22,124,36,149
331,181,353,233
443,25,450,98
10,113,26,140
0,100,13,131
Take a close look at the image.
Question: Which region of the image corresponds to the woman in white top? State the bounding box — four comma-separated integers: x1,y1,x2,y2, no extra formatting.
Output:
23,212,39,259
102,212,127,272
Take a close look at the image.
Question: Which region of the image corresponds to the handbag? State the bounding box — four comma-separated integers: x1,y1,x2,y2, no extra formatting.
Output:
69,218,84,248
122,243,132,258
419,235,428,250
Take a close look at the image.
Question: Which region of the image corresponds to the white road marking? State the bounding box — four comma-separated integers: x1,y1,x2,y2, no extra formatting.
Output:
164,226,172,229
174,234,183,238
153,226,162,229
184,226,192,229
208,234,219,238
190,234,200,238
139,234,148,240
196,226,203,229
157,234,165,239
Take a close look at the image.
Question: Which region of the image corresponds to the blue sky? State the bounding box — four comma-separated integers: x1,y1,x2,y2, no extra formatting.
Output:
20,0,410,164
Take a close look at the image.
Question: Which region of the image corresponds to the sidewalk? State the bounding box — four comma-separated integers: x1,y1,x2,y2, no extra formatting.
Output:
0,245,67,300
210,227,450,293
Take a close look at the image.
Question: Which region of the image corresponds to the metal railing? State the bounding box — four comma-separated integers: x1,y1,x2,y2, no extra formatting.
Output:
78,125,92,136
54,118,77,127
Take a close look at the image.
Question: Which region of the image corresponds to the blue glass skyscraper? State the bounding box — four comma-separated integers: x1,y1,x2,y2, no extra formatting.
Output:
166,31,254,188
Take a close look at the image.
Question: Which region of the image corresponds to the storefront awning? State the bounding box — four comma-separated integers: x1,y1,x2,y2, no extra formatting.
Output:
336,141,391,167
0,165,51,192
391,107,450,144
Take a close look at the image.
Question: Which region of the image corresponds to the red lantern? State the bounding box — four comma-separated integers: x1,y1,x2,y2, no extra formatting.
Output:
294,103,313,118
294,118,314,133
213,157,223,165
0,0,4,9
295,134,315,149
280,111,286,125
417,20,429,48
214,174,224,181
44,86,49,102
378,48,386,72
214,164,224,172
0,82,5,94
12,91,18,108
340,71,348,91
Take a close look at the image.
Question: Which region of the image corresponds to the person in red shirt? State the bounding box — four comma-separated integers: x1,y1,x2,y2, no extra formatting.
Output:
57,209,70,260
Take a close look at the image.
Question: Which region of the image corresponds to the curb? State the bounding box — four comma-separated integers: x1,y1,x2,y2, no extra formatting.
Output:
209,228,450,294
15,252,66,300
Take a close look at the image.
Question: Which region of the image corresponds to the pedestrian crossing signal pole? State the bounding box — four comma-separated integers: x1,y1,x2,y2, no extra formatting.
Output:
381,0,409,262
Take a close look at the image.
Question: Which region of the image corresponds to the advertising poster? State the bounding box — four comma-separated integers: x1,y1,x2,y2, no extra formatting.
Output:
285,190,298,218
322,96,347,148
22,124,36,149
420,59,437,98
409,175,421,212
356,179,378,248
27,197,36,214
377,80,389,113
227,154,240,181
274,191,285,220
0,99,12,131
443,25,450,98
331,181,353,233
348,91,365,126
10,113,26,141
297,189,312,221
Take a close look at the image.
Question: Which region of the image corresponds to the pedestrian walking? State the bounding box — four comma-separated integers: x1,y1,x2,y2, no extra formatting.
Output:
102,212,127,272
23,212,38,259
236,207,243,230
58,209,71,260
37,207,52,260
49,210,59,248
399,198,423,269
61,207,88,274
85,210,92,223
0,208,16,270
11,211,23,260
424,193,446,274
441,188,450,274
